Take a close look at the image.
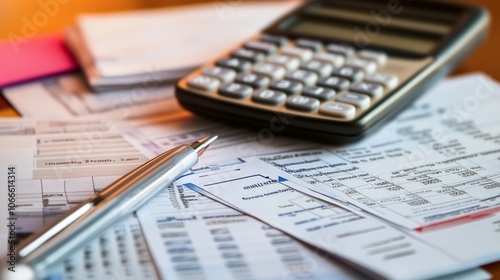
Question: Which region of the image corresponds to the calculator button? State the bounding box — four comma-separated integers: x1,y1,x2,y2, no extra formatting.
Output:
326,44,355,58
319,102,356,119
300,60,333,78
244,41,277,55
313,52,345,68
187,75,220,92
286,70,318,87
269,79,303,96
365,73,399,90
280,46,313,62
231,49,265,63
350,82,384,99
266,55,300,71
359,50,387,66
216,57,251,72
332,67,364,82
202,67,236,83
252,89,287,105
296,38,323,52
335,92,371,109
260,34,288,47
302,86,336,101
286,95,320,112
219,83,253,99
235,73,270,89
252,63,286,80
317,76,350,91
345,58,377,74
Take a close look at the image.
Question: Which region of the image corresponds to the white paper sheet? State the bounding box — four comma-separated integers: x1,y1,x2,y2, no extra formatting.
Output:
254,74,500,230
176,160,489,280
136,184,363,280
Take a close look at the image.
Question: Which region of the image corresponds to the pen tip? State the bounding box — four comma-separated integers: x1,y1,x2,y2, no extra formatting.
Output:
189,136,217,156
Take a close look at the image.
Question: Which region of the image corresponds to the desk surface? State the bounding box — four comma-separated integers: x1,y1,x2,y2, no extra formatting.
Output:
1,0,499,277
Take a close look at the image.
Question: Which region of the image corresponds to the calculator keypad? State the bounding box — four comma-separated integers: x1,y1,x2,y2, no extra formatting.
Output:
186,34,402,120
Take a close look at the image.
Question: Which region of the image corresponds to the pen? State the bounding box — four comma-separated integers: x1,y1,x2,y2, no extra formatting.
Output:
10,136,217,280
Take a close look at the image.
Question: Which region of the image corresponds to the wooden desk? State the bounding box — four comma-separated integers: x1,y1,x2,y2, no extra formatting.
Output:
1,0,499,277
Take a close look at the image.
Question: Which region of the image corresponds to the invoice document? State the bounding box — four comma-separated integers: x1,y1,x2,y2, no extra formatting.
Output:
175,159,491,280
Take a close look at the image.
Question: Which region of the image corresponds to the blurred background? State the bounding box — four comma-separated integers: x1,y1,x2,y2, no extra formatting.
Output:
0,0,498,77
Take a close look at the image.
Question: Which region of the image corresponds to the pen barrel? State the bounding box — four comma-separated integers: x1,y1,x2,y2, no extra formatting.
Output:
17,146,198,279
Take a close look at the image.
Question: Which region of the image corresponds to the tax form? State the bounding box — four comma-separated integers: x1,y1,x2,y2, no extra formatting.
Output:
256,74,500,230
136,184,362,280
175,160,490,280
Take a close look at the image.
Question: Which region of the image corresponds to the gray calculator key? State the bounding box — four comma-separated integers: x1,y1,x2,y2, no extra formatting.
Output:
266,54,300,71
302,86,336,101
244,40,277,55
216,57,251,72
319,101,356,119
219,83,253,99
350,82,384,99
326,44,355,58
336,92,371,109
296,39,323,52
332,67,364,82
269,79,303,95
260,34,288,46
317,76,350,91
187,75,220,92
286,95,320,112
202,67,236,83
359,50,388,66
286,69,318,87
345,58,377,74
231,48,265,63
252,89,286,105
253,63,286,80
300,60,333,77
313,52,345,68
365,73,399,90
280,46,313,62
235,73,270,89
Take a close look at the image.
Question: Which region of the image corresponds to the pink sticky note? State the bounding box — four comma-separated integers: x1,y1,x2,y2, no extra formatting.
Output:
0,32,78,88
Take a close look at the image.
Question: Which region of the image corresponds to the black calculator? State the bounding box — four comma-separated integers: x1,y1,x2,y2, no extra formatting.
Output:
176,0,489,142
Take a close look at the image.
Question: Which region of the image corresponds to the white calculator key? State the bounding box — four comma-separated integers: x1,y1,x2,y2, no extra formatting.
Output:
280,46,313,62
358,50,388,66
350,82,384,99
252,63,286,80
313,52,345,68
266,54,300,71
286,70,318,87
202,67,236,83
336,92,371,109
300,60,333,77
187,75,220,92
365,73,399,90
319,101,356,119
326,44,355,58
346,58,377,74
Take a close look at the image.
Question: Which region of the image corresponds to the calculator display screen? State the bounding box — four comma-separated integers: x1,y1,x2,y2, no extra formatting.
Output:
279,0,464,56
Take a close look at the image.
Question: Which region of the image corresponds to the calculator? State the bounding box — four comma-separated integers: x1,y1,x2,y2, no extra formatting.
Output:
176,0,489,142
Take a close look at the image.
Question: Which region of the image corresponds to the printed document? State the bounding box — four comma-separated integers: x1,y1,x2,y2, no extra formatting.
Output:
176,159,490,280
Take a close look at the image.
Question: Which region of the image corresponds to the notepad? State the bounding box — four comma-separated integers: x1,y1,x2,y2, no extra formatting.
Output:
65,1,301,92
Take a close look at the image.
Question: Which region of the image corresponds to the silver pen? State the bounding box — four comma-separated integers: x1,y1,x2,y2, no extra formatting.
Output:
10,136,217,280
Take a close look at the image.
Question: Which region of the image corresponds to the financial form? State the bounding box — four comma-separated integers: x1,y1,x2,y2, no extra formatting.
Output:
256,74,500,230
176,160,490,280
136,183,362,280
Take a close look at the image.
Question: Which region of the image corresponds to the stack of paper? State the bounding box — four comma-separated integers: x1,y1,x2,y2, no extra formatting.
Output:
65,1,301,91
